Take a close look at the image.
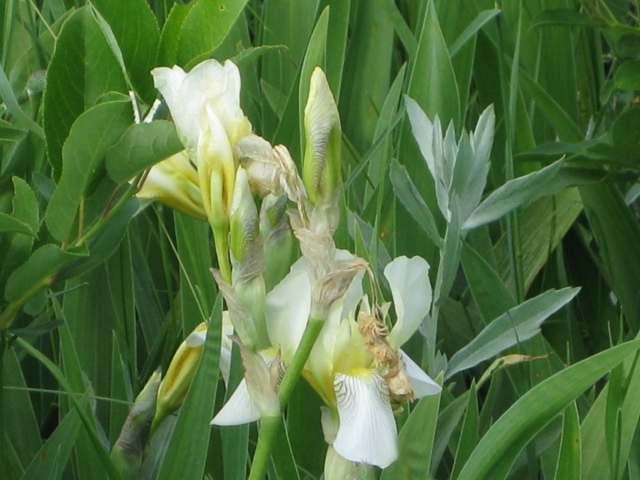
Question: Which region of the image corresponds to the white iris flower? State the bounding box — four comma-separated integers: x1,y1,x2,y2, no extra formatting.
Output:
212,254,441,468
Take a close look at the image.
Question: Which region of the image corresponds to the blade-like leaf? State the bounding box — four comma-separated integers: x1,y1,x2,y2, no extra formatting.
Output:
446,288,580,379
456,339,640,480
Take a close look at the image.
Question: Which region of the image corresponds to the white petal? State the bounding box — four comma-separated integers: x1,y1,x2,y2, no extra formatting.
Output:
265,258,311,359
210,379,261,426
400,350,442,398
385,256,432,349
333,371,398,468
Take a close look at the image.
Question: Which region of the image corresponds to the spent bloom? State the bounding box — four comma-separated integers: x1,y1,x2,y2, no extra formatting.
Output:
212,254,441,468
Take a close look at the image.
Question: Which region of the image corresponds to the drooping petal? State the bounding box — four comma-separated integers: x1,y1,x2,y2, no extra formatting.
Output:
210,379,261,426
385,256,432,349
333,370,398,468
399,350,441,398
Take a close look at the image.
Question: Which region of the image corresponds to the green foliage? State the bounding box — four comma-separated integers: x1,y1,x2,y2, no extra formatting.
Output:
3,1,640,479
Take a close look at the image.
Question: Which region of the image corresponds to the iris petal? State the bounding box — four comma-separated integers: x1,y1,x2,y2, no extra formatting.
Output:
385,256,432,349
333,370,398,468
399,350,442,398
210,379,261,426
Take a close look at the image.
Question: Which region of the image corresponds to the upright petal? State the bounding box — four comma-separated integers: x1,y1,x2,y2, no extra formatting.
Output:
333,370,398,468
385,256,432,349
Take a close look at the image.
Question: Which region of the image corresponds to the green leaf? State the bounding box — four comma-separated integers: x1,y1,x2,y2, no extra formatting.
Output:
462,160,597,231
449,9,500,58
0,213,35,236
446,288,580,379
157,2,194,66
4,244,80,303
451,384,479,480
580,183,640,327
553,402,581,480
532,8,608,28
20,403,83,480
177,0,249,68
156,298,222,480
105,121,183,183
0,65,44,139
381,374,442,480
461,243,516,324
389,159,441,248
46,100,132,243
43,6,128,175
91,0,160,102
456,339,640,480
612,106,640,163
407,0,460,129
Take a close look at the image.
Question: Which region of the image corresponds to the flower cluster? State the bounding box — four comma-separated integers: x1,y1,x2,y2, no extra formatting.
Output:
134,58,441,475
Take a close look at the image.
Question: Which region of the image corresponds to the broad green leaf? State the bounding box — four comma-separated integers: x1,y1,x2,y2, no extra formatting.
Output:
177,0,249,68
91,0,160,102
43,6,127,175
156,298,222,480
446,287,580,379
105,121,183,183
46,100,132,243
381,374,442,480
157,2,194,66
614,60,640,91
456,339,640,480
0,213,35,236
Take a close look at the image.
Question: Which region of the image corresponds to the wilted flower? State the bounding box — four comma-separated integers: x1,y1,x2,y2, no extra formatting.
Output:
211,255,441,469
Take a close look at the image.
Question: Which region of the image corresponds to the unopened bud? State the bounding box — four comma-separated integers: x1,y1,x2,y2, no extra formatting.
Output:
302,68,342,208
153,323,207,430
111,371,161,480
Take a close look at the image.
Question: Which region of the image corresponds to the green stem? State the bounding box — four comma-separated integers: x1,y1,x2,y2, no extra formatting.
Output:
247,317,325,480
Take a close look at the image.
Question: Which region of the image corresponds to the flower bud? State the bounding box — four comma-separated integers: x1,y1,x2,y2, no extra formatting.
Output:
302,68,342,208
153,323,207,430
111,371,161,480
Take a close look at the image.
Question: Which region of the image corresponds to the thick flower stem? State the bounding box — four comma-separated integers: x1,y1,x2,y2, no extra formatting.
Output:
247,316,324,480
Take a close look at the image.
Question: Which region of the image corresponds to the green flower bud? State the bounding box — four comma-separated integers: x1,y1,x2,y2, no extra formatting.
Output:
302,68,342,208
111,371,161,480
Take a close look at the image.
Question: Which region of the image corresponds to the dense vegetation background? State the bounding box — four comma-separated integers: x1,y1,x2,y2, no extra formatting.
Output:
2,0,640,479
